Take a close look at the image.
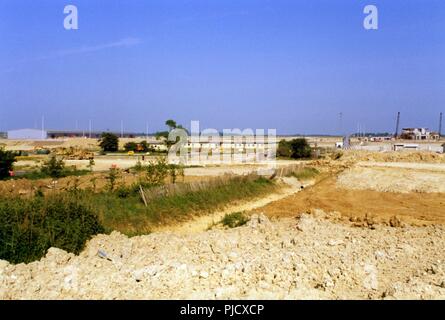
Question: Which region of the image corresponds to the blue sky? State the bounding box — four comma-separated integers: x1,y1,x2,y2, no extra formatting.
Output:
0,0,444,135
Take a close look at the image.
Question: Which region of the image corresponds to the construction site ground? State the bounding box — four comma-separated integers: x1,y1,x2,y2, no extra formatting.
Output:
1,150,445,299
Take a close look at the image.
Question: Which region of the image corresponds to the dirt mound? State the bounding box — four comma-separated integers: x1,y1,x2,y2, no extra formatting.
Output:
337,166,445,193
1,212,444,299
258,175,445,226
342,150,445,164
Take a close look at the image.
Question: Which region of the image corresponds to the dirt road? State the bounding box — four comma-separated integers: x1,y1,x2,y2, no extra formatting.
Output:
160,177,309,234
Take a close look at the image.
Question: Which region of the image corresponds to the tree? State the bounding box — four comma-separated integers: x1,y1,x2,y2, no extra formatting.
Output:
277,138,312,159
165,119,177,131
0,148,17,179
123,142,138,152
99,132,119,152
41,156,65,178
289,138,312,159
277,140,292,158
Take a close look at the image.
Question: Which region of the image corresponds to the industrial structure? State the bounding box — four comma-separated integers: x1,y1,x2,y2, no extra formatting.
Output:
7,129,47,140
400,128,440,141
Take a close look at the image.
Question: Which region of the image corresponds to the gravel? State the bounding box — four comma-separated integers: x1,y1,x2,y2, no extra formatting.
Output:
1,212,444,300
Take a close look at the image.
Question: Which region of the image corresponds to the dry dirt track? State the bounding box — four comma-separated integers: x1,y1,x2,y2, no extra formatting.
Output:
159,177,308,234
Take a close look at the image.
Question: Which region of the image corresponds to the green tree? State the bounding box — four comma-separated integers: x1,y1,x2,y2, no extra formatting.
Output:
41,156,65,178
99,132,119,152
123,141,138,152
165,119,177,130
277,140,292,158
289,138,312,159
0,148,17,179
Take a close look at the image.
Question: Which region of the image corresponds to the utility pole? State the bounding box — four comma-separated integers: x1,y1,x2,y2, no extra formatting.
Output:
394,112,400,139
146,122,149,141
120,120,124,138
89,119,92,138
41,116,45,139
439,112,443,139
339,112,343,136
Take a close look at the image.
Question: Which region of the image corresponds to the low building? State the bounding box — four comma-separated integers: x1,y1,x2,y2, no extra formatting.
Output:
369,136,393,142
7,128,47,140
401,128,439,140
393,143,419,151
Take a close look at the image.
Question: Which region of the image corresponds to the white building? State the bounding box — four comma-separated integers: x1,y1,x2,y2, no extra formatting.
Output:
401,128,439,140
7,128,47,140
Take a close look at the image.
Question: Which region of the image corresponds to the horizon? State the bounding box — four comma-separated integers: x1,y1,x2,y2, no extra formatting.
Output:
1,0,444,134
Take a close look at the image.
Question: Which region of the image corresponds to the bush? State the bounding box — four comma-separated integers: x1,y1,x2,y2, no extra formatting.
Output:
290,167,319,180
221,212,249,228
140,157,169,186
124,142,138,152
277,139,312,159
289,138,312,159
0,148,17,179
116,186,131,198
277,140,292,158
0,193,104,264
40,156,65,178
106,167,120,191
99,132,119,152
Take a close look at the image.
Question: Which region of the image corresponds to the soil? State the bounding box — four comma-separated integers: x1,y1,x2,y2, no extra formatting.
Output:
1,212,444,300
252,175,445,226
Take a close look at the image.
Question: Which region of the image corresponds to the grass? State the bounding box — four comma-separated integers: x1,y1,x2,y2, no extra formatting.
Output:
12,168,90,180
289,167,319,180
220,212,249,228
14,156,45,161
0,192,104,264
91,175,275,235
0,174,276,263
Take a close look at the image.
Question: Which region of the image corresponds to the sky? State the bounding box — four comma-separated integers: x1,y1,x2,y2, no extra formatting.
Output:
0,0,444,135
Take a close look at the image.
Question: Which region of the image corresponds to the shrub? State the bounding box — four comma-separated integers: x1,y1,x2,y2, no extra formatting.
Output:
221,212,249,228
290,167,319,180
168,164,184,184
140,157,169,186
124,142,138,152
0,148,17,179
87,158,95,172
277,138,312,159
116,186,131,198
99,132,119,152
41,155,65,178
0,193,104,264
106,167,120,191
289,138,312,159
277,140,292,158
